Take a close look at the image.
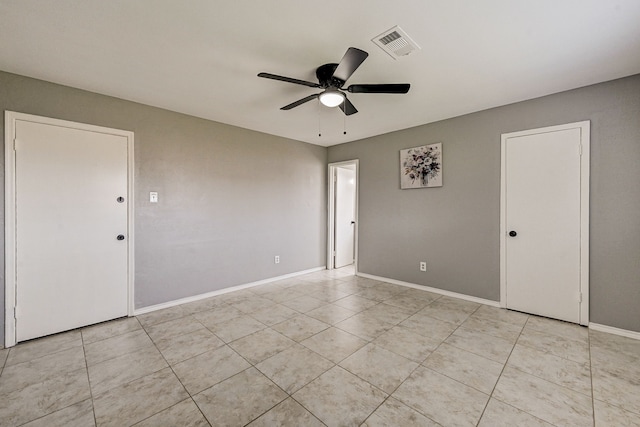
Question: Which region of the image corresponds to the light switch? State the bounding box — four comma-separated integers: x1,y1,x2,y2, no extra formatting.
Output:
150,192,158,203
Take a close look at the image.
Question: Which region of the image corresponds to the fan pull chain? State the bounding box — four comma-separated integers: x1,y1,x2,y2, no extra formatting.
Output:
318,99,322,137
343,111,347,135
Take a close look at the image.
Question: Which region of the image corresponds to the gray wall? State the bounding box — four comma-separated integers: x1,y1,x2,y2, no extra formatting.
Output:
329,74,640,333
0,71,327,345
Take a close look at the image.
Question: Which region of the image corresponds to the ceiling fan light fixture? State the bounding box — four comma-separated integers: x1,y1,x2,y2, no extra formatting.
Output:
319,89,344,107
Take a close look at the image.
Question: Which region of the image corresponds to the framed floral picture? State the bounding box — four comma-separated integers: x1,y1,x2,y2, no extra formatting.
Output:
400,143,443,189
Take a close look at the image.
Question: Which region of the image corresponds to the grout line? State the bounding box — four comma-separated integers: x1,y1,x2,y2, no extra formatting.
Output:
588,328,596,425
474,310,526,425
80,330,99,427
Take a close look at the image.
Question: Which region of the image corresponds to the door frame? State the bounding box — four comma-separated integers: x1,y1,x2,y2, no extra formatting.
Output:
5,111,135,347
327,160,359,271
499,121,590,325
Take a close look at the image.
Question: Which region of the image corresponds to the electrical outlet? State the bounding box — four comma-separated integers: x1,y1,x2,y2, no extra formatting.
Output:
274,255,280,264
420,261,426,272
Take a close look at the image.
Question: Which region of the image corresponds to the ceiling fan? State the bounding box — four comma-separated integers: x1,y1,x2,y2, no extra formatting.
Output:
258,47,410,116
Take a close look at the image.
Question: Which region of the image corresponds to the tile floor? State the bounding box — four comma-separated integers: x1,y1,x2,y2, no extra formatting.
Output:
1,267,639,426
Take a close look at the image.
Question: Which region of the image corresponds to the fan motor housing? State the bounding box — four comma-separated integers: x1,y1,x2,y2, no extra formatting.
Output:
316,63,344,88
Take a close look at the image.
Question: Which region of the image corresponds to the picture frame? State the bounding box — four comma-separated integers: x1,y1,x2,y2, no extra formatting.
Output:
400,142,443,189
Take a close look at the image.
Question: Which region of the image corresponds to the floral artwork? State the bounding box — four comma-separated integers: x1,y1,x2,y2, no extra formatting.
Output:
400,143,442,189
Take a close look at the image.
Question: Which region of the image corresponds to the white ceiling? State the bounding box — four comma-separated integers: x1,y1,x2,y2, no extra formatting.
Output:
1,1,640,147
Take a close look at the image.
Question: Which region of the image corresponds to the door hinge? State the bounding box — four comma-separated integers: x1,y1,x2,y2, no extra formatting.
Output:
13,306,18,319
578,143,582,156
13,138,17,151
578,292,583,303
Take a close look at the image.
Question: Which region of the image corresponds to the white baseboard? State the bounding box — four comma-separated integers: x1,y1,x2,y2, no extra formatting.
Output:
356,272,501,308
134,266,326,316
589,322,640,341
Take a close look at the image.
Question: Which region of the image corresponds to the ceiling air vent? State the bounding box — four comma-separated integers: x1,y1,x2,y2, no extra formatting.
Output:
372,26,421,60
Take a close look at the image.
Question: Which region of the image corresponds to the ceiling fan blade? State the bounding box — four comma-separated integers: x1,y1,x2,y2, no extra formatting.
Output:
332,47,369,82
281,94,319,110
339,97,358,116
347,83,411,94
258,72,320,88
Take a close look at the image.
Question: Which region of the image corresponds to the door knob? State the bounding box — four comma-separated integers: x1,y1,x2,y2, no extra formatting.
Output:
117,235,125,241
509,231,517,237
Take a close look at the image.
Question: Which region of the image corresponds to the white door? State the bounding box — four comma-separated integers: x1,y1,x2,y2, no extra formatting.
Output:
335,167,356,268
13,118,129,342
501,122,589,324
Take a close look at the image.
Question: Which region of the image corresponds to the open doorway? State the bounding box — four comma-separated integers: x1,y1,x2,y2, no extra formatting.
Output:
327,160,358,273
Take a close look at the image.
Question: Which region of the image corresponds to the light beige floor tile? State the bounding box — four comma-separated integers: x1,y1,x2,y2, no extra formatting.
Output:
0,346,86,393
383,293,432,313
594,399,640,427
334,295,380,312
517,328,590,364
215,289,255,304
361,303,415,325
293,366,388,426
229,328,296,364
335,312,395,341
21,399,95,427
363,397,440,426
356,286,400,302
399,312,458,342
0,368,91,426
417,299,476,325
231,296,276,314
306,303,357,325
81,317,142,344
423,343,503,394
88,346,167,396
93,368,188,427
392,366,489,426
434,296,481,312
470,305,529,327
524,315,589,343
460,316,523,342
155,328,225,365
493,366,593,426
137,305,187,328
310,288,352,303
0,348,9,368
5,330,82,366
592,366,640,415
172,345,250,394
478,398,553,427
84,329,154,366
590,343,640,379
194,367,287,426
206,314,266,343
302,327,368,363
399,288,441,303
590,330,640,378
193,304,244,326
281,295,328,313
144,315,205,343
445,327,515,364
179,296,227,315
256,344,334,394
249,304,300,326
248,398,325,427
340,343,419,394
590,329,640,357
133,398,209,427
261,288,306,303
271,314,329,342
507,343,592,395
374,326,436,362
